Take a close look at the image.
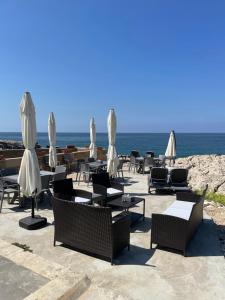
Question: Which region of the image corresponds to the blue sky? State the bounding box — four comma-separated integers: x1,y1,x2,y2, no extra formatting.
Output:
0,0,225,132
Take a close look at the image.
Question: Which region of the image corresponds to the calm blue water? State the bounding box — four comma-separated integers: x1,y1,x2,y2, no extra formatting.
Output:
0,132,225,157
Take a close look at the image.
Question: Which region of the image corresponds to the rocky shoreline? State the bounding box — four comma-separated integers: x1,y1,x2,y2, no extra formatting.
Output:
175,154,225,194
175,154,225,256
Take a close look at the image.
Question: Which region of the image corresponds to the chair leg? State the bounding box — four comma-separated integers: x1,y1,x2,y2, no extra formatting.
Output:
78,173,81,185
0,193,3,213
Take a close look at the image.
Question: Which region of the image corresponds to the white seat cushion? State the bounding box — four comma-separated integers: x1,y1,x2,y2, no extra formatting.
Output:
163,200,195,220
74,197,90,203
107,188,123,197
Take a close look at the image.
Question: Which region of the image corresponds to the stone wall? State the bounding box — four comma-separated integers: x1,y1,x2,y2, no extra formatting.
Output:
175,155,225,194
0,147,107,170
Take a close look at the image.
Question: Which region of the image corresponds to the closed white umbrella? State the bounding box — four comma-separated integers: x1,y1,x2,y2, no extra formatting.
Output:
165,130,176,158
89,117,97,159
18,92,41,197
18,92,46,230
48,112,57,168
107,109,119,176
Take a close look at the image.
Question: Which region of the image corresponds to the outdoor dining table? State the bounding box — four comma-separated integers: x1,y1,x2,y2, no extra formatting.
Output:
86,160,107,172
2,170,56,204
2,170,56,184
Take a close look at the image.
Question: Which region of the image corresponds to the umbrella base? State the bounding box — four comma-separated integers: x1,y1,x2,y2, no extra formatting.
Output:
19,215,47,230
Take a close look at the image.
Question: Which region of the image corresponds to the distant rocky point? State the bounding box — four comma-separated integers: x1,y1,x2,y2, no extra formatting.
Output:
0,140,23,149
175,154,225,195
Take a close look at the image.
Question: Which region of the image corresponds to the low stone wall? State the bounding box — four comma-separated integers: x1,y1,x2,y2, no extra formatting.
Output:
175,154,225,194
0,147,107,170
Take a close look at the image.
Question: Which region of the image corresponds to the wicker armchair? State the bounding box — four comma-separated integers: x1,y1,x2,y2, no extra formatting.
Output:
92,172,124,206
52,196,131,264
151,193,204,256
52,178,104,204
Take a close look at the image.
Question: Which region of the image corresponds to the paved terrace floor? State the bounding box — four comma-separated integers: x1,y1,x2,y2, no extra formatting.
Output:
0,167,225,300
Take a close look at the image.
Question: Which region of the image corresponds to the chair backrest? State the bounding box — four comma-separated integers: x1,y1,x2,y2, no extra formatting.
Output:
88,157,95,162
52,178,74,196
159,155,166,161
144,156,154,167
130,156,137,164
146,151,154,157
80,163,90,173
72,159,85,172
151,167,168,181
55,165,67,173
170,168,188,184
0,168,18,176
92,172,111,188
41,175,51,190
130,150,140,158
42,155,49,165
64,153,74,163
117,160,124,170
176,191,201,203
53,172,66,181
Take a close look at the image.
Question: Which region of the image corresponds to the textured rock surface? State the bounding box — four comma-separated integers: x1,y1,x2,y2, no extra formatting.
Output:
175,154,225,194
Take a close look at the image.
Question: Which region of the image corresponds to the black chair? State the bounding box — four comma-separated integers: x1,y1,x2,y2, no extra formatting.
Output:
92,172,124,206
169,168,188,188
88,157,95,163
53,165,67,181
78,162,95,186
73,159,85,182
64,153,75,174
0,168,18,176
36,175,52,209
52,178,103,204
117,160,124,179
128,150,141,173
53,178,90,199
148,167,169,193
145,151,154,157
141,156,154,174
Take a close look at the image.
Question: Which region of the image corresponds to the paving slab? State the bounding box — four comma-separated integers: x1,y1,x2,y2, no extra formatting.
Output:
0,168,224,299
0,255,49,300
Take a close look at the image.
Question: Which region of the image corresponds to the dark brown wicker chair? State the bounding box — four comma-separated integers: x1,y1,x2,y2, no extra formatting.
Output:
52,178,104,204
151,193,204,256
92,172,124,206
52,196,131,264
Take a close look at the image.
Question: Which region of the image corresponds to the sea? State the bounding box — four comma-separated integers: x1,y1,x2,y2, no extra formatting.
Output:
0,132,225,158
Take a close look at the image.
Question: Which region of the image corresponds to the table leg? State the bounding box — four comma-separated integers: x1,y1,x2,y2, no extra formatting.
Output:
143,199,145,221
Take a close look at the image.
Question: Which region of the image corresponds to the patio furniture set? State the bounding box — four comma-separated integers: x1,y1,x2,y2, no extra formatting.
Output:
0,158,205,264
128,150,169,174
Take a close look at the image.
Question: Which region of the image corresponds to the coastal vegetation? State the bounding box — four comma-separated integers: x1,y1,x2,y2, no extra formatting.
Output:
195,190,225,206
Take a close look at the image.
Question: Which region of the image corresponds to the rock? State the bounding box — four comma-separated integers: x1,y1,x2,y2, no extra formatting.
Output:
174,155,225,195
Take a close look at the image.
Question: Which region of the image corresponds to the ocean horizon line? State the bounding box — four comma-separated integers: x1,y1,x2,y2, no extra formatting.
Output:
0,132,225,135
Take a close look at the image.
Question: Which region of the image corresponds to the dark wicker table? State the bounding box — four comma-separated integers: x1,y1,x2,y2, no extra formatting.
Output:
108,196,145,225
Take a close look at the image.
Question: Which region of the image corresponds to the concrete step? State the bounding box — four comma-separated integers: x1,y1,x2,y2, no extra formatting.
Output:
0,239,90,300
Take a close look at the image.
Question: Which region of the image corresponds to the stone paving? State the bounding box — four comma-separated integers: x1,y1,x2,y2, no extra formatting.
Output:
0,255,48,300
0,168,225,299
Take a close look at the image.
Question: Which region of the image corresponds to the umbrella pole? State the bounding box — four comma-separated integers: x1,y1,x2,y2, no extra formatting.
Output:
31,197,35,218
